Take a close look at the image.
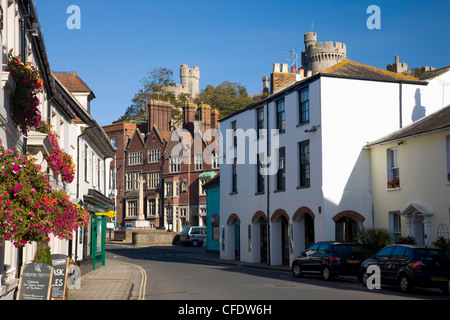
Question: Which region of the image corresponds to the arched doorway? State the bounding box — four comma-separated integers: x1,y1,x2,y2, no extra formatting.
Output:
251,211,268,263
333,211,366,243
292,207,315,256
226,214,241,260
270,209,290,265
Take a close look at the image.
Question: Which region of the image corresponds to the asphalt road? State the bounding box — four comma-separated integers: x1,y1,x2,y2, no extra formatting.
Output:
105,244,449,302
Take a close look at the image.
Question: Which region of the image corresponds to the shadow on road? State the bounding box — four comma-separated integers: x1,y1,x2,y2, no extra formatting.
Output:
105,243,448,300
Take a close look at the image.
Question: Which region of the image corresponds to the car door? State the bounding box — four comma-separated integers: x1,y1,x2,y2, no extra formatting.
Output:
374,246,394,284
387,245,407,282
312,242,332,272
300,243,321,272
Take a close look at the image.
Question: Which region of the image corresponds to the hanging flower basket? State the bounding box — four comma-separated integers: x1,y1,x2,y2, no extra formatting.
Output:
36,122,76,184
6,50,44,134
0,141,88,248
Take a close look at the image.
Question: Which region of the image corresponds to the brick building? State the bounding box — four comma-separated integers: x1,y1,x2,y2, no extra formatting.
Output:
104,100,219,230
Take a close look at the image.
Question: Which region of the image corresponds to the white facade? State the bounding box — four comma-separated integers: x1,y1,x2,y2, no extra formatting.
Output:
0,1,114,299
368,108,450,247
219,64,450,267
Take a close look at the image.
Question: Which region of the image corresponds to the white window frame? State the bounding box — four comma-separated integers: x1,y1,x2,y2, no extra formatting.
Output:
148,148,160,163
129,151,143,166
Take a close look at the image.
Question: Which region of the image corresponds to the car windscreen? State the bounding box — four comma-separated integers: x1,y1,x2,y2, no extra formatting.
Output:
181,227,190,233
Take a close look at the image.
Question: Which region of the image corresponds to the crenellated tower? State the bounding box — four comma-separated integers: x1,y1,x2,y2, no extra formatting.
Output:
301,32,347,74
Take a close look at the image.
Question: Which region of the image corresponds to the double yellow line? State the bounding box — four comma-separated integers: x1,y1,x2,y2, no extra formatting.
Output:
121,261,147,300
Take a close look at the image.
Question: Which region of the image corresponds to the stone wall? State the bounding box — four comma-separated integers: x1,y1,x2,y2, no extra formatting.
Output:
113,229,180,246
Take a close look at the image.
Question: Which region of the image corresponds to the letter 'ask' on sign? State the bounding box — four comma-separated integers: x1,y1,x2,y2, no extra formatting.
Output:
16,262,54,300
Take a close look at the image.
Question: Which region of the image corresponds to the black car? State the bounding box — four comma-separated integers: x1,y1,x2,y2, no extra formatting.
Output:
359,244,450,294
291,241,366,281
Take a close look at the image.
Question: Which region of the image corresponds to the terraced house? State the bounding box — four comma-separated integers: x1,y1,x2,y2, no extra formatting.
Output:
110,100,219,232
0,0,114,299
218,36,450,267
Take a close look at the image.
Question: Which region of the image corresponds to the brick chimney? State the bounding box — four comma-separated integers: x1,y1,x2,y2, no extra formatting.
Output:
148,100,172,132
210,108,219,130
198,103,211,133
270,63,298,94
182,102,196,133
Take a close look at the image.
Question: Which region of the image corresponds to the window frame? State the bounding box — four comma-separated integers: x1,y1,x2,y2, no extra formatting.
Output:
276,99,285,133
298,87,310,126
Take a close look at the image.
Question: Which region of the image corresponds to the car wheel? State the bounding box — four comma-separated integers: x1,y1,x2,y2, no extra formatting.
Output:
399,274,411,293
322,266,332,281
292,263,303,278
360,269,368,287
192,240,199,247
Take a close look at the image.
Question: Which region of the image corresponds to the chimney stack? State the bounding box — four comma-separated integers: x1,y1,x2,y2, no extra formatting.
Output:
148,100,172,132
198,103,212,134
210,108,219,131
182,102,196,133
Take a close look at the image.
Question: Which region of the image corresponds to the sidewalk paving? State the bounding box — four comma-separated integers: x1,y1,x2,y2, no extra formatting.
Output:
68,258,136,300
68,244,290,300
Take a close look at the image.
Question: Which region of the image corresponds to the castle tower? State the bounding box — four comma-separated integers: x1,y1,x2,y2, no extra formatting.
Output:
180,64,200,98
301,32,347,74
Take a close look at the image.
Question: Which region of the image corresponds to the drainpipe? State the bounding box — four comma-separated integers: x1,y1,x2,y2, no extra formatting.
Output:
399,82,403,129
74,129,87,263
266,102,271,265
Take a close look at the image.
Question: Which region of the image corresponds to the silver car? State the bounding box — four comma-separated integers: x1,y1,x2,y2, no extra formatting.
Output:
180,226,207,247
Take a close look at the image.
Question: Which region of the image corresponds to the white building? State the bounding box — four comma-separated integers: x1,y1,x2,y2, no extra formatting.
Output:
367,105,450,247
219,59,450,267
0,1,114,299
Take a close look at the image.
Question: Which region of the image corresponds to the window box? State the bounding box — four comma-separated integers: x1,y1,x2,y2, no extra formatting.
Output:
387,177,400,189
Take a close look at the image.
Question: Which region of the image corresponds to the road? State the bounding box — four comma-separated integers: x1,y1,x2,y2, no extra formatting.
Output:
105,244,449,301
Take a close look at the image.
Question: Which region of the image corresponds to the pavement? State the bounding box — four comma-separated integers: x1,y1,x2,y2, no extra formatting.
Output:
67,242,290,300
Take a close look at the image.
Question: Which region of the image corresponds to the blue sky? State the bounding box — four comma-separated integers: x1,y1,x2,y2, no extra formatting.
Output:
34,0,450,127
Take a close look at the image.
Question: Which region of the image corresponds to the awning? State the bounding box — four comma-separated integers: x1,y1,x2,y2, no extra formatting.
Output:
199,171,217,180
401,203,433,217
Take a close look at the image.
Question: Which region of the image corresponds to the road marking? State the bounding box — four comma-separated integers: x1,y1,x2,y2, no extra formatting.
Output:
120,261,147,300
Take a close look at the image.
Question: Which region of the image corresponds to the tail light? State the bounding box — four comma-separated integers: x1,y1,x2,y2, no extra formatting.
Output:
412,261,422,270
329,256,341,262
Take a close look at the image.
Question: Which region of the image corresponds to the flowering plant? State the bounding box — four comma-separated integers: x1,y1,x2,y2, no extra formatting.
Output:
6,50,44,134
387,177,400,189
0,141,88,248
36,121,76,184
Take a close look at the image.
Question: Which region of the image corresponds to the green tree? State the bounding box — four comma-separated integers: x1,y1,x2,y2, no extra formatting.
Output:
115,68,190,127
194,81,254,118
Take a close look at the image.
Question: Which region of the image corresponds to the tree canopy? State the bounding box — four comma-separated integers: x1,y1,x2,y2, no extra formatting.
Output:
115,68,254,124
194,81,254,118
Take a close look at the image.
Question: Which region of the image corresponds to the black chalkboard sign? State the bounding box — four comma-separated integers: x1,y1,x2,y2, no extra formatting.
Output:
51,254,69,300
17,262,53,300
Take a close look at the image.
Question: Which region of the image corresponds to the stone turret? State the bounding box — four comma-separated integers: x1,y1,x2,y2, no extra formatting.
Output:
301,32,347,74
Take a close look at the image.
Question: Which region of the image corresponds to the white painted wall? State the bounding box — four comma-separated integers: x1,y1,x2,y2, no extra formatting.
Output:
219,70,449,266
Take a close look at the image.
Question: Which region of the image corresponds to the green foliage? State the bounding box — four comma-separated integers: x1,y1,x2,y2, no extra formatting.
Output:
358,228,391,257
433,237,450,254
115,67,186,126
33,245,53,266
194,81,254,118
396,236,416,244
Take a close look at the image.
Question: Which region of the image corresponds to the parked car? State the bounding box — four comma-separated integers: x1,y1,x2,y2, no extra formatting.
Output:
291,241,366,281
359,244,450,294
180,226,207,247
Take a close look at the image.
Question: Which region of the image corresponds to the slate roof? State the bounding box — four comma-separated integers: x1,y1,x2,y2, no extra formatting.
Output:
367,105,450,146
418,65,450,80
321,60,420,81
220,59,427,122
